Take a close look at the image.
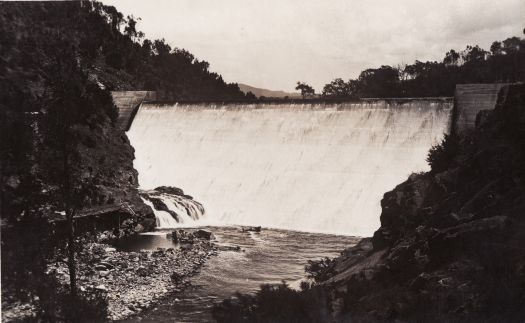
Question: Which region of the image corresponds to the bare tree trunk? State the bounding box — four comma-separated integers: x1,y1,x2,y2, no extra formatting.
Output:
62,133,77,298
66,208,77,298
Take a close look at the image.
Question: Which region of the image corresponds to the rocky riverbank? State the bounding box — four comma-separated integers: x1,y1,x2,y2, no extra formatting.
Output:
2,230,219,322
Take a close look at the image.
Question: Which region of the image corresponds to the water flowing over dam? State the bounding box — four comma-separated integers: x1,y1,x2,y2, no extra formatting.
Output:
128,100,452,236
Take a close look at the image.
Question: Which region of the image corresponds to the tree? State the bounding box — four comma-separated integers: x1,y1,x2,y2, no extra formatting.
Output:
444,49,461,66
319,35,524,98
40,47,112,299
295,82,315,99
245,91,257,100
124,15,144,41
357,66,399,97
322,78,353,98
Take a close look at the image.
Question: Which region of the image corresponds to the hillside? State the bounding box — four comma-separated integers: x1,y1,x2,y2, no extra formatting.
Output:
0,1,250,101
238,83,300,98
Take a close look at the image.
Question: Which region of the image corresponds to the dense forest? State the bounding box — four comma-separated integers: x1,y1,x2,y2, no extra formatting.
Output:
320,36,525,98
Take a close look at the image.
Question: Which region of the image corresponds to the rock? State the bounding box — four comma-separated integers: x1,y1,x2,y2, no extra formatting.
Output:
134,223,145,233
171,272,183,283
6,176,20,189
99,270,110,277
153,186,185,196
242,226,261,233
95,284,107,291
170,229,194,243
409,272,432,290
97,261,114,270
193,229,215,240
152,249,165,257
180,244,193,250
105,247,116,253
137,266,151,277
218,244,241,252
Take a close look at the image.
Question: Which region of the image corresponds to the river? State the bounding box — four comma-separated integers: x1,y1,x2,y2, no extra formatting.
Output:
119,226,359,322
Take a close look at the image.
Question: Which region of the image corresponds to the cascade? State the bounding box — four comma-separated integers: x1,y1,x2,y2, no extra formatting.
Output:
141,197,179,228
128,100,452,236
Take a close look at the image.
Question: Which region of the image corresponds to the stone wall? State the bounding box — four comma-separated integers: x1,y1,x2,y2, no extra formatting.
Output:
111,91,157,131
453,83,510,134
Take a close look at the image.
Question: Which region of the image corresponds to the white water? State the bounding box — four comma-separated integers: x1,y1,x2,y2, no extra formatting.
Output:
141,194,205,229
141,197,179,228
128,101,452,236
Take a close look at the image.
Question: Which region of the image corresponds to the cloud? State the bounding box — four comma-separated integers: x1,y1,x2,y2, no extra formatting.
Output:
103,0,525,92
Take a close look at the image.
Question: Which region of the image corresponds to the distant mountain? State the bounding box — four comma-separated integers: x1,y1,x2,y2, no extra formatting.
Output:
238,83,300,98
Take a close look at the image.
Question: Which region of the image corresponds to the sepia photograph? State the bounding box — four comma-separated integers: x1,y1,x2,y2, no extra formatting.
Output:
1,0,524,321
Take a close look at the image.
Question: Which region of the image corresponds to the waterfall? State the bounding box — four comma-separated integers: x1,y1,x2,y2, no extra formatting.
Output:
128,100,452,236
140,191,205,229
141,197,179,228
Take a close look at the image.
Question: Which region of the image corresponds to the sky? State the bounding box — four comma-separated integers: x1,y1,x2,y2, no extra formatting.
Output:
103,0,524,92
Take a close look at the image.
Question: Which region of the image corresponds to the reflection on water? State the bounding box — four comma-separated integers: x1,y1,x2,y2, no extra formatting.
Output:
116,231,175,252
122,226,359,322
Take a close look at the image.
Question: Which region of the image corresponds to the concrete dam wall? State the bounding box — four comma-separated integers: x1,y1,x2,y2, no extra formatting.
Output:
127,99,452,235
115,84,509,236
111,91,157,131
453,83,510,134
112,83,510,134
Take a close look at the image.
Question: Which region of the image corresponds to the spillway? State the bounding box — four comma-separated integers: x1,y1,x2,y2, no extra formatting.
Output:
128,100,452,236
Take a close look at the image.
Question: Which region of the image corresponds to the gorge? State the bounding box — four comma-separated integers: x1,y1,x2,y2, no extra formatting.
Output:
2,2,523,321
105,84,521,322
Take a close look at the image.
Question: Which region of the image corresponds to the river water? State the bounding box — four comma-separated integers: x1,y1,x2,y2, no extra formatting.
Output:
120,226,359,322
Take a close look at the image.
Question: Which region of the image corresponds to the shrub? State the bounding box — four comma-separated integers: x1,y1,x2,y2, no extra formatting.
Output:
305,257,334,283
212,282,330,323
426,133,459,173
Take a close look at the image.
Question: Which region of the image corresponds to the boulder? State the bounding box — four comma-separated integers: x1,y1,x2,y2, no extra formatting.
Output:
95,284,108,291
134,223,145,233
242,226,261,233
171,271,183,283
170,229,194,243
98,262,114,269
218,244,242,252
136,266,151,277
154,186,185,196
193,229,215,240
99,270,110,277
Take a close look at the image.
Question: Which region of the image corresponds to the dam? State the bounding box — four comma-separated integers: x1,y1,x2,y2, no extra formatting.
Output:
126,99,452,236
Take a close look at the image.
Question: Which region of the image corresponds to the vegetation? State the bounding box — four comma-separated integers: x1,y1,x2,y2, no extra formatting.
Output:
213,282,330,323
321,36,524,98
295,82,316,99
0,1,251,101
426,133,460,173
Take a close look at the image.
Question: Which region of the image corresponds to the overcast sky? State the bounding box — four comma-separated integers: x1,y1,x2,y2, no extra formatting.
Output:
103,0,524,92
